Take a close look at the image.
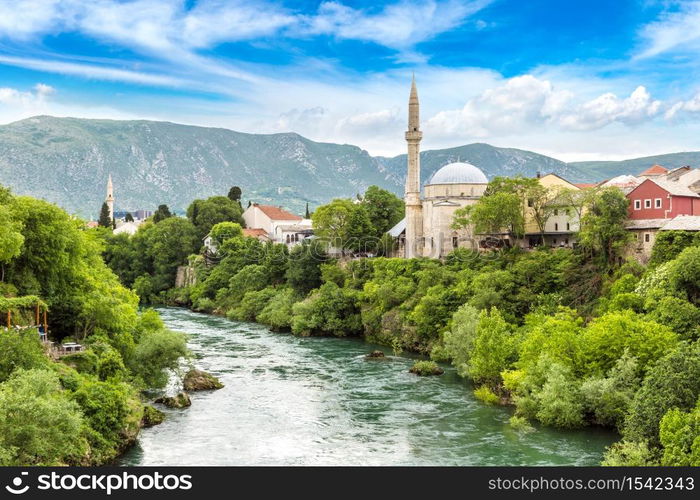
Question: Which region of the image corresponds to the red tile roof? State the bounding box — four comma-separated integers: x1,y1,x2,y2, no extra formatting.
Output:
253,203,302,221
242,228,269,238
639,164,669,176
574,183,597,189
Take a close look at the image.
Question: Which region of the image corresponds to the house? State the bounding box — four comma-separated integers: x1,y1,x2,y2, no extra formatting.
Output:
242,203,312,246
520,173,582,249
638,164,669,179
242,228,271,242
627,178,700,220
624,218,667,263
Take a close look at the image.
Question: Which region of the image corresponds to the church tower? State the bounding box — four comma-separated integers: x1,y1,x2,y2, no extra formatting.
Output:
405,75,423,258
106,174,114,222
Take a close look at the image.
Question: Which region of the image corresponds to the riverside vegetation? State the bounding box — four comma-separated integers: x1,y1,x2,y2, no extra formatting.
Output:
0,185,190,465
3,178,699,466
102,183,700,466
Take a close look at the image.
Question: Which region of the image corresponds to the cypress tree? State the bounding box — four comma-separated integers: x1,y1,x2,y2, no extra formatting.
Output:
98,202,112,228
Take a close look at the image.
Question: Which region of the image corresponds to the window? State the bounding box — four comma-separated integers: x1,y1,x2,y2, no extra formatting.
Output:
566,222,570,231
527,199,533,207
565,209,570,216
552,238,557,245
644,199,651,209
655,198,662,208
644,233,650,243
554,209,559,216
452,236,458,248
554,223,559,231
565,238,569,245
634,200,641,210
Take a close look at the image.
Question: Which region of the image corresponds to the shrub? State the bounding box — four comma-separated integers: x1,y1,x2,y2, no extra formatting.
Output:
474,385,500,405
647,296,700,341
534,363,585,428
580,353,639,429
0,328,49,382
228,287,276,322
658,401,700,466
409,360,444,376
579,311,677,376
0,369,87,465
257,288,298,331
668,246,700,304
624,343,700,445
509,415,535,433
468,307,517,386
131,329,188,389
602,440,658,466
291,282,362,337
435,304,479,376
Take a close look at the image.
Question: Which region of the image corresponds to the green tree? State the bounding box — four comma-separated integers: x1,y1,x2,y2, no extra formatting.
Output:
0,369,86,465
453,192,524,238
624,343,700,445
124,212,134,223
286,240,328,295
361,185,404,238
291,282,362,337
577,188,631,266
468,307,517,386
98,202,112,228
227,186,242,203
438,304,480,377
668,246,700,305
131,328,188,388
144,217,199,293
650,231,699,266
209,221,243,248
0,204,23,274
152,204,172,223
305,203,311,219
311,198,356,249
187,196,244,240
658,401,700,466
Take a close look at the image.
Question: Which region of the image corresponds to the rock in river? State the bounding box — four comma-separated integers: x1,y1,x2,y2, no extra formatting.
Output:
183,369,224,391
155,392,192,408
365,350,386,359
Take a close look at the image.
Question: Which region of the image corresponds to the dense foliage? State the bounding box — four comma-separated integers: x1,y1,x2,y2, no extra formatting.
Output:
0,185,191,465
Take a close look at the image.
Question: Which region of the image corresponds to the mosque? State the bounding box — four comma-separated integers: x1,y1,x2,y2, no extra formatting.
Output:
391,77,489,258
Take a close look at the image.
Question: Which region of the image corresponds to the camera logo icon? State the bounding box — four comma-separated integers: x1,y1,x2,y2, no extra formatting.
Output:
5,472,29,495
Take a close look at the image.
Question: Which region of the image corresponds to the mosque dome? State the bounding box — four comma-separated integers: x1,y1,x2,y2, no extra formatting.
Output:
426,162,488,185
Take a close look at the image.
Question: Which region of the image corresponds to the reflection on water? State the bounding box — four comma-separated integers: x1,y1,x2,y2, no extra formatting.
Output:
120,307,616,466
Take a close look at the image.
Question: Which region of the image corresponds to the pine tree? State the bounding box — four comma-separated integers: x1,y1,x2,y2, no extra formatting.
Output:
305,203,310,219
98,202,112,228
125,212,134,222
153,204,172,223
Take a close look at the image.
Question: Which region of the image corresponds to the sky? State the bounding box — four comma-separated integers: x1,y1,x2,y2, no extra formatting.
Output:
0,0,700,161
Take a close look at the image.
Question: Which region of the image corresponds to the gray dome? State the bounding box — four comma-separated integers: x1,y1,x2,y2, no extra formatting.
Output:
427,162,488,185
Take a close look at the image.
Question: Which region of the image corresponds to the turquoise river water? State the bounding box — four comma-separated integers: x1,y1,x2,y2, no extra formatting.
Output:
120,307,616,466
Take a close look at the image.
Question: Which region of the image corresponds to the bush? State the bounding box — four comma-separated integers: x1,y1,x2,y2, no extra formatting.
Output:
534,363,585,428
602,440,658,466
409,360,444,376
658,401,700,466
647,296,700,341
468,307,517,386
624,343,700,446
291,282,362,337
509,415,534,433
436,304,479,376
668,246,700,304
0,328,49,382
474,385,499,404
579,311,677,376
131,329,188,389
580,353,639,429
227,287,276,322
257,288,298,331
70,378,142,462
0,369,87,465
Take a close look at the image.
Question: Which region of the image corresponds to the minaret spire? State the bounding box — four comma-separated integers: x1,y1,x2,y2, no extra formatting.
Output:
404,75,423,258
106,174,114,224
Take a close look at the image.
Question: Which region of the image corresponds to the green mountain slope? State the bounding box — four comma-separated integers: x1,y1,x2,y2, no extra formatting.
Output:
1,116,697,218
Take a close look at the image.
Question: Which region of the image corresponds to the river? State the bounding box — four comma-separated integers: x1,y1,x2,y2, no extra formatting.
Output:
120,307,616,466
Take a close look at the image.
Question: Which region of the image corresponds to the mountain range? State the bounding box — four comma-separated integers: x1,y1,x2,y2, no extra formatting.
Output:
1,115,698,218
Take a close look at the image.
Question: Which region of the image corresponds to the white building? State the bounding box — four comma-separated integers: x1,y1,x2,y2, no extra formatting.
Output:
242,203,312,247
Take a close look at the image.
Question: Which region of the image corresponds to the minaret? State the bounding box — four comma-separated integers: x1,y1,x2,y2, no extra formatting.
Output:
405,75,423,258
106,174,114,223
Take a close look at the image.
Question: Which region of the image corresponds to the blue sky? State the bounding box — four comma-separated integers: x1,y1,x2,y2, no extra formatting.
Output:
1,0,700,160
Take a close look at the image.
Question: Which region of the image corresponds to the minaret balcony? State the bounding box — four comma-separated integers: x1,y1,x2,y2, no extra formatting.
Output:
405,130,423,141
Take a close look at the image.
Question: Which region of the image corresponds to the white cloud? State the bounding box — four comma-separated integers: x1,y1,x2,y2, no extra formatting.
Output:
299,0,488,49
636,1,700,58
665,92,700,119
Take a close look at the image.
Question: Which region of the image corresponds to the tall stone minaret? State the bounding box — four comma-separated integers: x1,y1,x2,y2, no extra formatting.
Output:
106,174,114,222
404,75,423,258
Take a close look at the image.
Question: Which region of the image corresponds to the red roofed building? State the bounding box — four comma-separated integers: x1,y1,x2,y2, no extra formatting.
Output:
638,164,669,178
627,178,700,220
242,228,271,242
242,203,312,247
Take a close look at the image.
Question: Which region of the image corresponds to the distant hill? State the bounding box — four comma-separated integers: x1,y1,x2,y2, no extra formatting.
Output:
1,116,698,218
569,152,700,181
